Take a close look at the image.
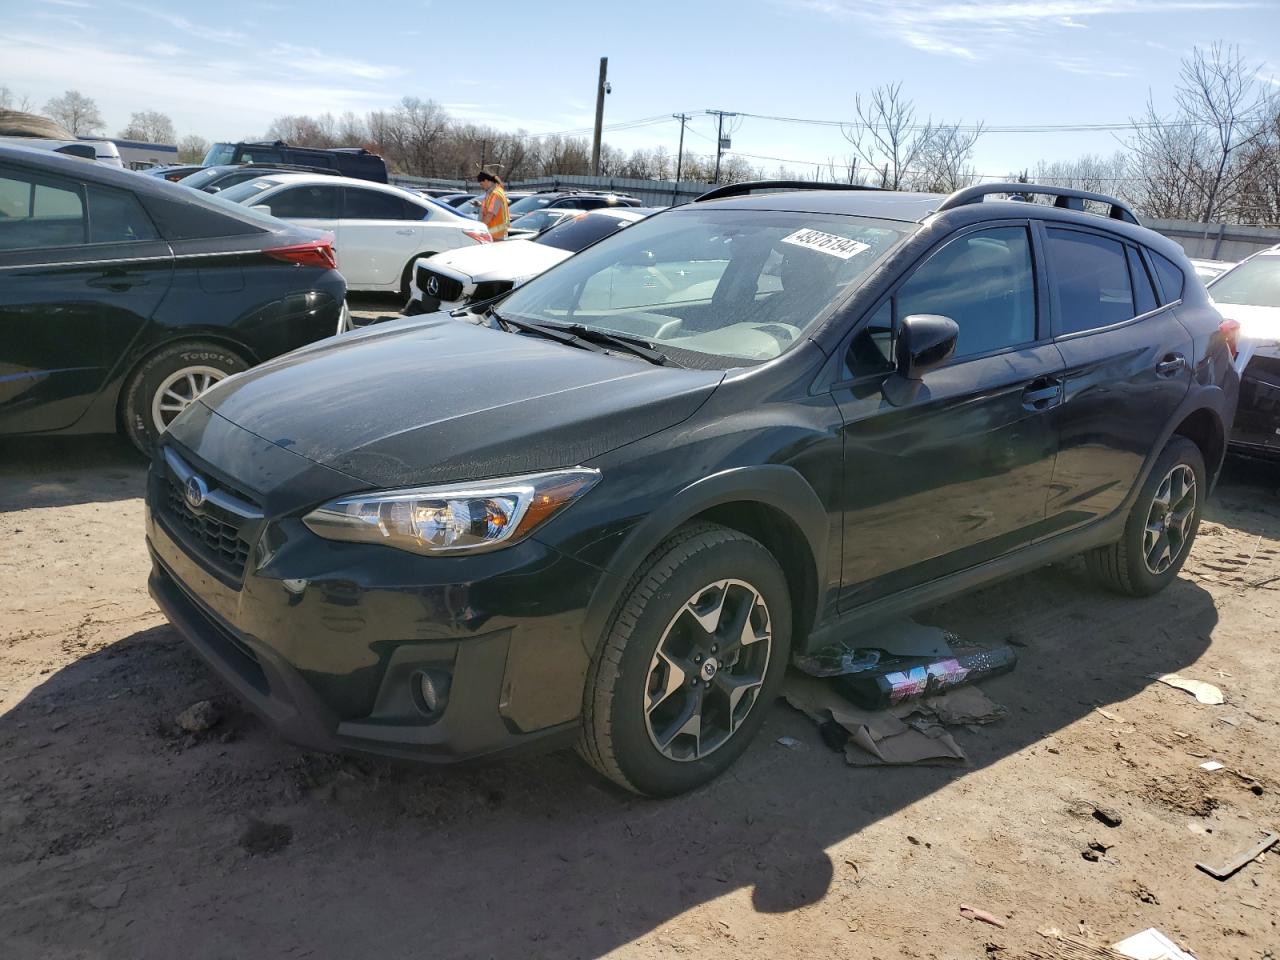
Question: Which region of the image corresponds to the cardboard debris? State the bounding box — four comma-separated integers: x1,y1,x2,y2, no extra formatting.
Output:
782,674,1005,767
1148,673,1224,705
1112,928,1196,960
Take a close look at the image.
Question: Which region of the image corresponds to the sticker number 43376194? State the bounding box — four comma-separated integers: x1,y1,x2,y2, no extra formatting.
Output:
781,228,871,260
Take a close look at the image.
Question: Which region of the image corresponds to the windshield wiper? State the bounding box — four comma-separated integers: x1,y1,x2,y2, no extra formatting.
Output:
540,322,682,367
485,309,609,354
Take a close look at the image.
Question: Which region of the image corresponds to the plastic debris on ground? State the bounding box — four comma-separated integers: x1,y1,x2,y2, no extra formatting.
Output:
1148,672,1224,705
1112,928,1197,960
1195,830,1279,881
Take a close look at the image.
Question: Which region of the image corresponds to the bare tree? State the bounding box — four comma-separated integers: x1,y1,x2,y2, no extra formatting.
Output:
1129,43,1272,222
0,85,36,112
119,110,176,144
842,83,929,190
1232,103,1280,226
177,134,210,164
913,120,984,193
43,90,104,137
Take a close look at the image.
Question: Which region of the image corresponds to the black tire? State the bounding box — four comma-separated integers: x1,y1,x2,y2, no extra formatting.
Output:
1086,436,1205,596
120,340,248,455
578,523,792,797
400,253,436,302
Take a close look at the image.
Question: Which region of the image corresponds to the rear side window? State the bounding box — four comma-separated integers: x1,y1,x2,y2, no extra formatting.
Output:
87,185,158,243
896,226,1037,360
266,185,341,219
285,150,336,170
1149,251,1186,305
1046,228,1134,335
0,171,85,250
344,188,420,220
1126,246,1158,315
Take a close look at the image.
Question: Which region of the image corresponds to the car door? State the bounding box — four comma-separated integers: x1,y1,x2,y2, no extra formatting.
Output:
832,222,1065,610
0,164,172,434
1039,224,1194,533
338,187,425,288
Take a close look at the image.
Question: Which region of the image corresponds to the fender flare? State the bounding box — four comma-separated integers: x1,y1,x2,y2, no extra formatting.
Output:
580,464,830,655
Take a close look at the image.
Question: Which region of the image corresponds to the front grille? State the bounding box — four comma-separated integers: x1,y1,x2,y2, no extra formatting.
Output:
472,279,514,303
416,265,465,303
156,446,261,582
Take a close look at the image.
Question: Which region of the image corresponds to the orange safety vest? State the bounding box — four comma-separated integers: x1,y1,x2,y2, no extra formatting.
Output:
479,185,509,239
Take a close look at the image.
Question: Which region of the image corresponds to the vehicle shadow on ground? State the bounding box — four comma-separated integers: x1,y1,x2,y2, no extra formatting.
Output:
0,556,1220,958
0,435,145,511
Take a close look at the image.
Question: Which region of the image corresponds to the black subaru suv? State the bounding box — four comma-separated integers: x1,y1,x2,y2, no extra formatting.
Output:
146,180,1239,797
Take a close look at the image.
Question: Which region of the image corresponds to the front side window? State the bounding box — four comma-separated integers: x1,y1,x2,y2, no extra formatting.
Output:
1047,228,1135,334
896,226,1037,359
0,170,86,250
87,185,159,243
238,147,282,164
265,185,341,219
498,208,909,367
1208,254,1280,308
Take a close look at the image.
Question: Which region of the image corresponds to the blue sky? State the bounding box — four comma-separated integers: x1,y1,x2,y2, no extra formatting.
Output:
3,0,1278,176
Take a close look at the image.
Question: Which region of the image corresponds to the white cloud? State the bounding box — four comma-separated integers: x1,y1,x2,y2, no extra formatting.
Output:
785,0,1261,69
39,0,93,7
268,43,403,81
123,5,246,45
145,41,183,57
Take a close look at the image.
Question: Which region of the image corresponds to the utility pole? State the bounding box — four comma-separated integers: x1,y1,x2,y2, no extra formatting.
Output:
705,109,737,184
672,112,690,204
591,56,608,176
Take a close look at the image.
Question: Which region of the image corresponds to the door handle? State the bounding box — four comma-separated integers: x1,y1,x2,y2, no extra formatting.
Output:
1156,353,1187,377
1022,377,1063,411
395,228,416,235
87,271,147,292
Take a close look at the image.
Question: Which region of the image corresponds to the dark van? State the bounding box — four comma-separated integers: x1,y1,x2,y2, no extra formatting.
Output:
202,141,388,183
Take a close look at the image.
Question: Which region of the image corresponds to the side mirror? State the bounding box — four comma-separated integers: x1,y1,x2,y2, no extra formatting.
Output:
895,314,959,380
251,203,273,215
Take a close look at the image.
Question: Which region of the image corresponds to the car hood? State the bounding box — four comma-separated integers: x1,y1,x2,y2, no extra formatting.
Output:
195,316,723,490
1211,300,1280,344
426,239,570,283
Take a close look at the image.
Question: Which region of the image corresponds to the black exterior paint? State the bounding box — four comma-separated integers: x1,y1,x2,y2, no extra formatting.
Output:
1233,345,1280,458
0,146,346,439
146,189,1240,765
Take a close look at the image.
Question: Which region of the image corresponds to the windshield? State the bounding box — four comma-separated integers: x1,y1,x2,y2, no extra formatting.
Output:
216,178,285,205
509,195,553,216
498,208,910,367
203,143,235,166
1210,254,1280,308
535,213,631,251
178,167,232,189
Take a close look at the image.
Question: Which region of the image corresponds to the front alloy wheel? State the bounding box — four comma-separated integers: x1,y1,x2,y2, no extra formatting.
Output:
1143,464,1197,575
645,579,772,762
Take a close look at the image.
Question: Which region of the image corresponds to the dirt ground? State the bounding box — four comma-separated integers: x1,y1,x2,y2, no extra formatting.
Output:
3,373,1280,958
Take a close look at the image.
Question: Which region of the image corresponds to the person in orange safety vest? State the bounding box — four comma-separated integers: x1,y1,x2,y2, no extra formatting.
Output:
477,170,509,240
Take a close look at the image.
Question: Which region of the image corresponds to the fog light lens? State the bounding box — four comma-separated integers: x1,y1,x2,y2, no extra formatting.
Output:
418,670,451,714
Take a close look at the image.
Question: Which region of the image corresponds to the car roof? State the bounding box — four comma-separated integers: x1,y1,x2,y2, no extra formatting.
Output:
1,142,217,200
691,189,943,223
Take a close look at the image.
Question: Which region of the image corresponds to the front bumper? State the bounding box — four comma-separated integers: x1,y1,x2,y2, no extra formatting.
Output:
145,440,607,763
1230,350,1280,458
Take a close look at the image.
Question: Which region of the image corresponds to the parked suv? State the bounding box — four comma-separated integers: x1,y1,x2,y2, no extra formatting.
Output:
146,180,1238,797
202,141,388,183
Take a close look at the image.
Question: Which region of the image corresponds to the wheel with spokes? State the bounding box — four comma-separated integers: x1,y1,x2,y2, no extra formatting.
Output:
121,341,248,454
578,523,791,796
1087,436,1206,596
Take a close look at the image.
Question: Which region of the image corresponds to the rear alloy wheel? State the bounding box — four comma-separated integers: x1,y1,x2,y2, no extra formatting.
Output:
121,341,248,454
1086,435,1205,596
578,523,791,796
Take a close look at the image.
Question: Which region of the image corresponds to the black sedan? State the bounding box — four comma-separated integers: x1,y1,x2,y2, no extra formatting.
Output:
0,144,348,452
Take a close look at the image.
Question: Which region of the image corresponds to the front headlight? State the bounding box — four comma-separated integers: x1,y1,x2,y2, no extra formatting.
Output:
301,469,600,556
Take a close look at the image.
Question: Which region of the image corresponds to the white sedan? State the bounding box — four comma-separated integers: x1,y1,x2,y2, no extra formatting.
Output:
216,174,491,296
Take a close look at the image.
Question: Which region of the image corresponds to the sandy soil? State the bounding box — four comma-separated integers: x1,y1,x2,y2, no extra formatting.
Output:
1,422,1278,960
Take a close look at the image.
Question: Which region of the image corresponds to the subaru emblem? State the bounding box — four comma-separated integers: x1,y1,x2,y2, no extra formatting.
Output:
184,474,208,509
426,275,440,297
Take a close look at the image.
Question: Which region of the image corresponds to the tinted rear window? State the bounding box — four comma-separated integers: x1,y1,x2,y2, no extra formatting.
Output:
1150,251,1186,305
87,184,158,243
536,213,629,251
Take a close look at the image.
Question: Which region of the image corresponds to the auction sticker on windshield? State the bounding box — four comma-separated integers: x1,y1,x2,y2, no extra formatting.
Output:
781,228,871,260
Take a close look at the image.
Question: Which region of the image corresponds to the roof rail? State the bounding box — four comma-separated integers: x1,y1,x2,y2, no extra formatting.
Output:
935,182,1140,225
695,179,882,203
